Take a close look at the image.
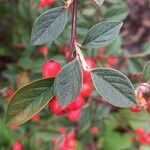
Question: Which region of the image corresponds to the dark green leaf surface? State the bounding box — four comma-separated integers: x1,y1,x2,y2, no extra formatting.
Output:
30,6,67,46
54,59,82,108
142,62,150,82
94,0,104,6
82,21,122,49
91,68,136,107
6,78,54,125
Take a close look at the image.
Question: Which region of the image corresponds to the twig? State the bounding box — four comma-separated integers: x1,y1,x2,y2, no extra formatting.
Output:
68,0,78,61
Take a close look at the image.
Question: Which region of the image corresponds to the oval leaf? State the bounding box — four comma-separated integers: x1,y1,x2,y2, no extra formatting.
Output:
142,61,150,82
5,78,54,125
105,5,129,20
30,6,67,46
54,59,82,108
91,68,136,107
94,0,105,6
82,21,123,49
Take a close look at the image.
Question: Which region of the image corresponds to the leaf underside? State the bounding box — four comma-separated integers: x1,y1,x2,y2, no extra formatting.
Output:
91,68,136,107
94,0,105,6
30,6,67,46
82,21,123,49
54,59,82,108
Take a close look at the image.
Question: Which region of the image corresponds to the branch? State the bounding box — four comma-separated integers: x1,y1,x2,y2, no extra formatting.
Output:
68,0,78,61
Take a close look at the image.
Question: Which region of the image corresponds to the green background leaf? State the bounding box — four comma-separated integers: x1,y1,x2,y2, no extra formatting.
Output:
91,68,136,107
30,6,67,46
82,21,123,49
6,78,54,125
142,61,150,82
54,59,82,108
104,4,129,20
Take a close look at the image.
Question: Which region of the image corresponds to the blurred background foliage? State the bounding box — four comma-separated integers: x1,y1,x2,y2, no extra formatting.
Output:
0,0,150,149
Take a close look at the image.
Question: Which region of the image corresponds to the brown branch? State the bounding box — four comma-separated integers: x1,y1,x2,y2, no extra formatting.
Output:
68,0,78,61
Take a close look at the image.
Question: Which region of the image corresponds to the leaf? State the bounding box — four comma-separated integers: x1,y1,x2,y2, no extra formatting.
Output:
102,132,131,150
142,61,150,82
54,59,82,108
82,21,123,49
79,106,92,133
5,78,54,125
91,68,136,107
36,129,60,141
93,0,105,6
104,5,129,20
95,105,110,119
30,6,67,46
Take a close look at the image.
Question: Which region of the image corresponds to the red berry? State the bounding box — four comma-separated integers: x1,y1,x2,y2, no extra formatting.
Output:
90,126,99,135
135,128,145,136
42,60,61,78
99,47,106,53
83,57,96,82
12,142,22,150
5,88,14,101
39,0,55,8
80,81,93,97
138,135,148,144
146,134,150,144
104,63,112,68
67,110,81,122
48,97,64,116
58,127,65,135
31,114,40,122
95,54,103,60
59,141,67,150
39,47,48,56
63,95,85,112
106,55,118,66
130,106,141,113
10,125,19,130
138,134,150,145
65,138,76,149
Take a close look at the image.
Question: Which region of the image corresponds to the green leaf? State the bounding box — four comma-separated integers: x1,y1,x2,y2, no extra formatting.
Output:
91,68,136,107
54,59,82,108
95,105,110,119
93,0,104,6
36,129,60,141
142,62,150,82
102,132,131,150
82,21,123,49
104,5,129,20
5,78,54,125
79,106,92,133
30,6,67,46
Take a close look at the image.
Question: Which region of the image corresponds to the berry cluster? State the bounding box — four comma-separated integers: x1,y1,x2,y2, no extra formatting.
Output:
95,47,118,68
135,128,150,145
52,128,76,150
39,0,55,9
42,57,96,122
